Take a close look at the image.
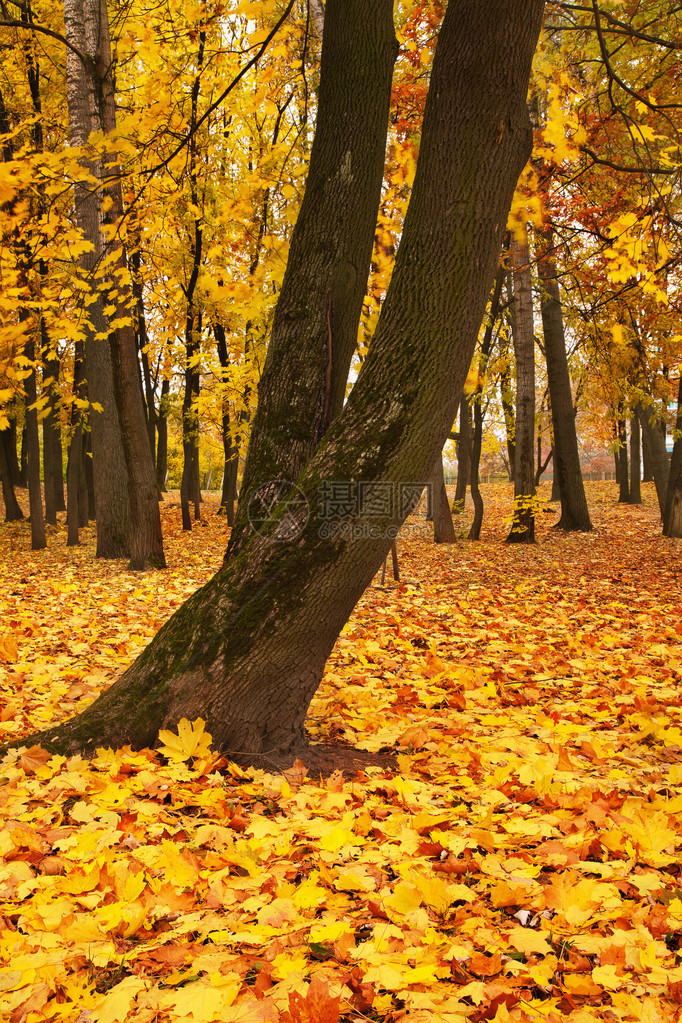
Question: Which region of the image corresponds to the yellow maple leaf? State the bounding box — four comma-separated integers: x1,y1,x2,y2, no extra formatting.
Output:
157,717,213,761
507,924,553,956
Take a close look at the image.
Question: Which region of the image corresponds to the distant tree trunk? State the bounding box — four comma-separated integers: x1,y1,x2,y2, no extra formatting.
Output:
309,0,325,38
15,304,46,552
629,412,641,504
0,428,23,521
453,398,470,512
181,309,202,531
17,0,544,760
467,263,504,541
664,377,682,537
66,427,82,546
506,231,535,543
538,229,591,530
66,339,86,544
180,32,205,533
42,349,58,526
83,431,95,522
617,415,629,503
636,401,669,518
131,247,157,466
215,321,239,525
641,422,654,482
156,377,169,493
430,450,456,543
499,345,516,480
6,419,23,488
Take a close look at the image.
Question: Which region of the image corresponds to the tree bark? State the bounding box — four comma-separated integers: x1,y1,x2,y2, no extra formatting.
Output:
156,377,169,492
227,0,399,555
17,0,544,759
64,0,165,568
664,377,682,537
430,450,456,543
538,230,591,530
617,415,629,502
131,248,157,467
21,326,46,550
636,401,669,518
63,0,131,558
499,342,516,479
0,428,23,521
215,321,239,525
467,263,504,541
629,412,641,504
452,398,470,513
506,230,535,542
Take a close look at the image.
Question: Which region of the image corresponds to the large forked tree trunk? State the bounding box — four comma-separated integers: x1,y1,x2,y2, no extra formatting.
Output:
537,229,591,530
663,377,682,537
15,0,544,760
64,0,165,569
506,230,536,542
227,0,399,554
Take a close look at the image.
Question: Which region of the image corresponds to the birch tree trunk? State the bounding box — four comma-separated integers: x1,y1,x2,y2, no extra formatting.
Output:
63,0,165,568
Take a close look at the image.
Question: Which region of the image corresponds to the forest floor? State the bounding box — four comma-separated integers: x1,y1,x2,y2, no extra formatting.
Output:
0,482,681,1023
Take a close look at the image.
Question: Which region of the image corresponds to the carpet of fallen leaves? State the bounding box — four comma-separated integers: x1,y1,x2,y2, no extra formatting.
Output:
1,483,682,1023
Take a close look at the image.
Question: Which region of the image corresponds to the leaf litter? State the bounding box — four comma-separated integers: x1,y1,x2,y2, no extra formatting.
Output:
1,483,681,1023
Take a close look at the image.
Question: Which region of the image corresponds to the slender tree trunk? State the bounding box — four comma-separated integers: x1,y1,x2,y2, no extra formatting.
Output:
7,419,23,488
538,229,591,530
66,339,86,543
506,230,535,543
617,415,629,503
0,429,23,521
453,399,470,513
181,309,201,531
499,348,516,479
664,377,682,537
636,401,669,518
430,450,456,543
468,261,504,541
629,412,641,504
42,359,57,526
641,422,654,482
131,248,157,465
215,321,239,525
180,33,206,533
21,327,46,550
17,0,544,759
156,377,169,493
66,426,82,546
80,433,91,526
